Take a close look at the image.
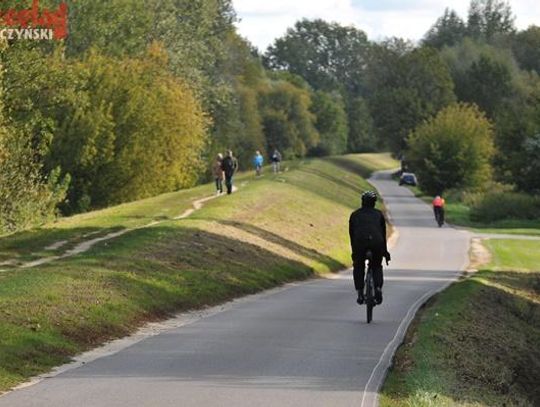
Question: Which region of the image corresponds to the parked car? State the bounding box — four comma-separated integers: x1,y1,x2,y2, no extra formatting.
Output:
399,172,418,186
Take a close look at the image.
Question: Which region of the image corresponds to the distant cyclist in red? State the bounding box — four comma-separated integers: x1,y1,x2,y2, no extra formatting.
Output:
432,195,446,227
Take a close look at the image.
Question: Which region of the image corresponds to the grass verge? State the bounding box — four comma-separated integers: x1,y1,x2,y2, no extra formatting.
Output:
0,153,398,392
380,239,540,407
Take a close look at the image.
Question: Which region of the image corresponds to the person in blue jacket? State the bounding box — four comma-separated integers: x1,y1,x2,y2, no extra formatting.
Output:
253,150,264,176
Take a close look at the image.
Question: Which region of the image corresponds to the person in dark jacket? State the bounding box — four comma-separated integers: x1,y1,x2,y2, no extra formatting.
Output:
349,191,391,305
212,153,224,195
271,149,282,174
221,150,238,195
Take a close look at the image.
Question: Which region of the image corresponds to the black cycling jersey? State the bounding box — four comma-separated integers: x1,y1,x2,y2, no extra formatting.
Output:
349,207,387,257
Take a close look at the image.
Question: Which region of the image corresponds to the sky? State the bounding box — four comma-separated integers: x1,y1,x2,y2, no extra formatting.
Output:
233,0,540,51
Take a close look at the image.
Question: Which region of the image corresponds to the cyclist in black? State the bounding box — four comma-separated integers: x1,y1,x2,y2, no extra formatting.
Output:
349,191,391,305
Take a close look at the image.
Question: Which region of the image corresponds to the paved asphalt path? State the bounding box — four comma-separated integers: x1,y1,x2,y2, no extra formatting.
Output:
0,171,471,407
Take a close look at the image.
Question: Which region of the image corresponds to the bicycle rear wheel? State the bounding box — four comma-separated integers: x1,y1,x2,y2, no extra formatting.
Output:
366,273,375,324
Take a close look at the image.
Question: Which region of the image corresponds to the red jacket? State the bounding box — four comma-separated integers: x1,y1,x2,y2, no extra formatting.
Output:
433,197,445,207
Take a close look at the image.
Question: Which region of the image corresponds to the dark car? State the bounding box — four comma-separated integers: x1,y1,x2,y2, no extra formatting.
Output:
399,172,418,186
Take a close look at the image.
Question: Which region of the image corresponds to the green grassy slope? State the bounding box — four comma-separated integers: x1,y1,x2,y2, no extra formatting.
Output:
0,153,397,392
380,239,540,407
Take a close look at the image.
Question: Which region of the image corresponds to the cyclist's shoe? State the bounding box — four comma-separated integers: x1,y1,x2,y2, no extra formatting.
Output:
356,291,365,305
375,288,383,305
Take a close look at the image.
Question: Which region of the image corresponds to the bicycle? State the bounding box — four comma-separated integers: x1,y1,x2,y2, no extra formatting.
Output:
362,250,390,323
364,250,376,324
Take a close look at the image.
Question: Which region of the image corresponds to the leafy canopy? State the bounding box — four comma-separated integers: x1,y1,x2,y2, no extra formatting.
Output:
407,104,494,195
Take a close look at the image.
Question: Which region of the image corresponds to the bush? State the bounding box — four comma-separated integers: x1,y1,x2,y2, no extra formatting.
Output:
469,192,540,222
407,103,494,195
0,130,69,234
49,45,209,211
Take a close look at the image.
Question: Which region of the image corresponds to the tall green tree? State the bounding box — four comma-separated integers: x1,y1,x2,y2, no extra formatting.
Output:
512,26,540,73
467,0,515,40
68,0,239,162
264,19,371,152
441,39,518,118
461,54,513,117
309,91,348,156
258,81,319,158
519,133,540,194
366,43,456,155
201,32,269,168
346,97,376,153
67,0,153,57
494,75,540,190
423,8,467,49
264,19,370,96
408,104,494,194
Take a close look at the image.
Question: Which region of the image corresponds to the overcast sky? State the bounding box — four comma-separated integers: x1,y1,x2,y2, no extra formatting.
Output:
233,0,540,51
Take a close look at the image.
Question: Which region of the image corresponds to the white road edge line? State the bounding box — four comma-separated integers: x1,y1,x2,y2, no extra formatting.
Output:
360,288,437,407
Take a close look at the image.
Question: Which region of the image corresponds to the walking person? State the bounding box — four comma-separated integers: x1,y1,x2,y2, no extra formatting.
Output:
271,149,282,174
212,153,224,195
253,150,264,177
221,150,238,195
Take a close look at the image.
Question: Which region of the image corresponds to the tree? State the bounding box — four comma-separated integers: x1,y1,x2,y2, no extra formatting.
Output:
369,87,425,154
366,44,456,155
407,104,494,195
204,32,268,169
441,38,521,118
14,45,209,212
460,54,512,117
512,26,540,73
494,76,540,190
264,19,370,96
309,91,348,156
346,97,376,153
68,0,240,174
0,45,68,233
258,81,319,158
467,0,515,40
66,0,153,57
70,46,208,209
264,19,373,154
423,8,467,49
519,133,540,194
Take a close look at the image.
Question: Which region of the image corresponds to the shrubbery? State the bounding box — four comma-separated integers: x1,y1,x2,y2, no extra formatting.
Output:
468,192,540,222
56,45,209,210
407,103,494,195
0,124,68,234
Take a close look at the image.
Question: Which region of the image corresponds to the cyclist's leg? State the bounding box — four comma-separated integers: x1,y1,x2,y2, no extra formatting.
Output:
435,206,443,222
352,254,366,291
353,251,367,304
